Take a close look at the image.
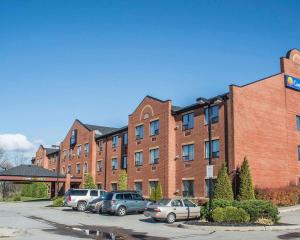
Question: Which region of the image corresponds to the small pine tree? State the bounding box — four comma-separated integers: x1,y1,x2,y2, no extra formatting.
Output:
83,174,96,189
149,183,163,202
117,170,128,190
213,163,234,200
238,157,255,200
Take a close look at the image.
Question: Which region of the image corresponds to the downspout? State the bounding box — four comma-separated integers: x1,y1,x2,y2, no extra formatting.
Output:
104,137,108,190
223,96,229,170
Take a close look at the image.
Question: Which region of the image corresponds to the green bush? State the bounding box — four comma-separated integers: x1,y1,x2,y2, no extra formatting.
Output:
149,183,163,202
117,170,128,190
84,174,96,189
13,195,21,201
213,164,234,201
211,207,225,222
21,183,48,198
212,206,250,223
200,199,233,219
53,197,64,207
234,200,279,222
238,157,255,200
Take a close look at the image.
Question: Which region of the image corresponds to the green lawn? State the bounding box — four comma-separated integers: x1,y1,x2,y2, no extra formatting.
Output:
0,196,50,202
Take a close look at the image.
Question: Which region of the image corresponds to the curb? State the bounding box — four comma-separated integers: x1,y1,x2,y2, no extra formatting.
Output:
178,223,300,232
279,205,300,213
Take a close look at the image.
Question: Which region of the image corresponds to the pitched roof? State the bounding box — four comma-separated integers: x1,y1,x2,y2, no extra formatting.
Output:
45,148,59,156
83,123,118,134
95,125,128,140
0,165,65,178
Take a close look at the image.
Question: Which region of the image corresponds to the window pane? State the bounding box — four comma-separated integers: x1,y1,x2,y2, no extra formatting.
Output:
298,146,300,161
297,116,300,131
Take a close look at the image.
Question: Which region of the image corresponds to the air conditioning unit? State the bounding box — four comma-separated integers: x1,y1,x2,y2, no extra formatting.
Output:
175,155,179,160
174,125,179,130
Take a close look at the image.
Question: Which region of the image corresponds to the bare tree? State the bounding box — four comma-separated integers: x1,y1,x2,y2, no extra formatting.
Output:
0,148,14,200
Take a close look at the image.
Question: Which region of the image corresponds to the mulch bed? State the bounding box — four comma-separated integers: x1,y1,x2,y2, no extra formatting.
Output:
182,220,294,227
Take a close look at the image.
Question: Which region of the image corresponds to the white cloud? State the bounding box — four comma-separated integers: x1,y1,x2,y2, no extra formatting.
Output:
0,134,35,152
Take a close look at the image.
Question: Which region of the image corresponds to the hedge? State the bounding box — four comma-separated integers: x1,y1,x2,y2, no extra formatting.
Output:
212,206,250,223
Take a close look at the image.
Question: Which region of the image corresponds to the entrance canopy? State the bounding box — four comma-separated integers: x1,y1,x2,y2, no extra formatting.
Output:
0,165,66,182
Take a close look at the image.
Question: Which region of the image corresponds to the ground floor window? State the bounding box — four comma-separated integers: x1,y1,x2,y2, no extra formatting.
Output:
205,179,216,197
182,180,194,197
111,183,117,191
134,182,143,194
97,184,102,189
149,181,159,195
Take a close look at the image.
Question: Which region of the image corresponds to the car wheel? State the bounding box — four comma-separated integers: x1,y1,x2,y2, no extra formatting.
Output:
77,201,87,212
166,213,176,224
117,206,127,216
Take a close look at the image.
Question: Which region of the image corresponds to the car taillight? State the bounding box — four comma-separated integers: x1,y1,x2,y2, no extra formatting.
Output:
153,208,161,212
111,200,116,205
67,195,71,202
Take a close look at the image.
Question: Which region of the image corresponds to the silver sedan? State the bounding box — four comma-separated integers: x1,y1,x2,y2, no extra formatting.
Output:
144,198,200,223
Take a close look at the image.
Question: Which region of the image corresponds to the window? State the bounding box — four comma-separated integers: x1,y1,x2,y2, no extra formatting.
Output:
90,190,98,197
77,146,82,158
121,156,127,169
134,182,143,194
182,112,194,130
205,139,220,159
205,105,219,124
97,184,102,190
63,150,67,160
149,181,158,195
84,143,89,156
171,199,183,207
150,120,160,136
112,158,118,170
83,162,88,173
135,125,144,140
123,132,128,145
297,116,300,131
124,193,133,200
69,149,73,159
132,193,143,200
111,183,117,191
182,180,194,197
67,165,71,174
98,140,104,151
298,146,300,161
62,167,65,174
76,163,80,174
97,160,102,172
135,152,143,166
150,148,159,164
182,144,194,161
112,135,118,148
183,199,196,207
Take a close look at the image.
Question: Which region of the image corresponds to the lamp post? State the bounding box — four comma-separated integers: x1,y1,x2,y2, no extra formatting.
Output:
52,144,60,197
197,96,223,216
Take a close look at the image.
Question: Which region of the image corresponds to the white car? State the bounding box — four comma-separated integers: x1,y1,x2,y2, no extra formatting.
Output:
64,189,106,211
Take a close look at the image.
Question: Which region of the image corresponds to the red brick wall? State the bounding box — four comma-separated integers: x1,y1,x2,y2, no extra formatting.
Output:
34,145,48,169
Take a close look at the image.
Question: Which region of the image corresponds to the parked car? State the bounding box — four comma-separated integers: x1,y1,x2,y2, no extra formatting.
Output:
144,198,201,223
86,195,106,213
102,191,151,216
64,189,106,212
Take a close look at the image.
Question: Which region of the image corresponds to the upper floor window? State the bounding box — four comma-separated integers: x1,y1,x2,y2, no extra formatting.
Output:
67,165,71,174
150,148,159,164
205,139,220,159
135,151,143,166
297,116,300,131
97,160,102,172
182,112,194,130
77,145,82,158
112,158,118,170
298,146,300,161
150,120,160,136
69,149,73,159
76,163,80,174
83,162,88,173
135,125,144,140
121,156,127,169
112,135,118,148
182,144,194,161
205,105,219,124
98,139,104,151
84,143,89,156
123,132,128,145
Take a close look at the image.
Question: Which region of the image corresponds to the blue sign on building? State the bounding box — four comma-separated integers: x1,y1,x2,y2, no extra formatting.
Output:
70,129,77,146
285,75,300,91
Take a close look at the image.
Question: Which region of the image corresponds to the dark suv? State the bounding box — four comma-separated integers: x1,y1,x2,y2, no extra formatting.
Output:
102,191,151,216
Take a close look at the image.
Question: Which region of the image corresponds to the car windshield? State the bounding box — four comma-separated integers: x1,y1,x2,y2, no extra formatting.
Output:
156,199,171,206
103,192,113,200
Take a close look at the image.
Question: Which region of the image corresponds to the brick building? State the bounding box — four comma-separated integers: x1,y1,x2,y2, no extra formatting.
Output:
33,49,300,198
32,145,59,172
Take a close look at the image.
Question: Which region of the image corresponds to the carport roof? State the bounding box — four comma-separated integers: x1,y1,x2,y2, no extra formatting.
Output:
0,165,65,178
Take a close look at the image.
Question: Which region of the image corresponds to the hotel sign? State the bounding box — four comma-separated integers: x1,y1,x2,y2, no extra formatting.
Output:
70,129,77,146
285,75,300,91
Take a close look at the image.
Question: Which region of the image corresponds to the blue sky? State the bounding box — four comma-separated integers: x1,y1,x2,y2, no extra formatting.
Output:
0,0,300,159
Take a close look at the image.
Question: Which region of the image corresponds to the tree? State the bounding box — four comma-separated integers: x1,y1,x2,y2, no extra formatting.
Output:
83,174,96,189
238,157,255,200
213,163,234,201
117,170,128,190
150,182,163,202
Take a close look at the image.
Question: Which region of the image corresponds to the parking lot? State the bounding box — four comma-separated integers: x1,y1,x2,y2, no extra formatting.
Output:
0,201,300,240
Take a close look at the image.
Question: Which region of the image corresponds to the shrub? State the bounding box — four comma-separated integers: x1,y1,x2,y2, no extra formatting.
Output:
255,186,300,206
21,183,48,198
213,164,234,201
13,195,21,201
200,199,233,219
117,170,128,190
149,183,163,202
83,174,96,189
211,207,225,222
53,197,64,207
238,157,255,200
234,200,279,222
212,206,250,223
